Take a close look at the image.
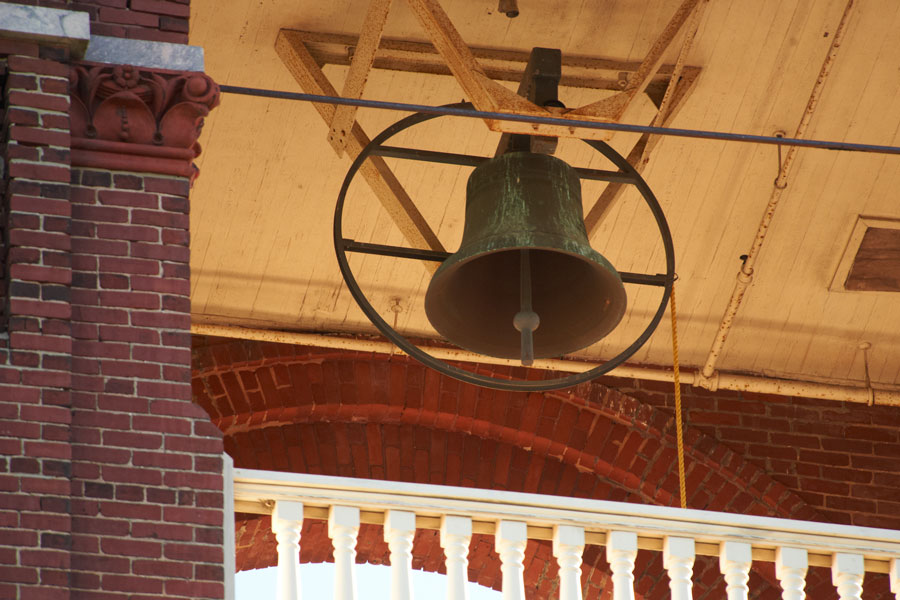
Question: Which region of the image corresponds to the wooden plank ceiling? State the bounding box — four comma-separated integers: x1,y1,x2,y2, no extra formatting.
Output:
188,0,900,389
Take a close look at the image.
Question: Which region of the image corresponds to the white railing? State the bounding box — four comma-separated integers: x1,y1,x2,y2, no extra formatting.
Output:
231,468,900,600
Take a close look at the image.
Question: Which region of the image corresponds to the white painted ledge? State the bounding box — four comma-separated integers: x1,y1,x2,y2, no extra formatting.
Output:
234,469,900,560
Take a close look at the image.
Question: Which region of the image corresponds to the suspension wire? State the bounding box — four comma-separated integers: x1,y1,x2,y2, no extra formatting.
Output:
220,84,900,156
669,280,688,509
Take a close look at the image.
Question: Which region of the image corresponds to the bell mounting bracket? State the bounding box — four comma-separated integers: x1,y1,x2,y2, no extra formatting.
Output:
495,47,563,156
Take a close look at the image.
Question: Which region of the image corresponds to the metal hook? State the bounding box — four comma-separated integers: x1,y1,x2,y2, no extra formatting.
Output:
774,130,788,189
859,341,874,406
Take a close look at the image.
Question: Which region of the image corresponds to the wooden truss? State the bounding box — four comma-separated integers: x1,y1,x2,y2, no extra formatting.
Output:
275,0,706,252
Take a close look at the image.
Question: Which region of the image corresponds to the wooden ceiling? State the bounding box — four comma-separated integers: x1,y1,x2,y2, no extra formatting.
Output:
188,0,900,391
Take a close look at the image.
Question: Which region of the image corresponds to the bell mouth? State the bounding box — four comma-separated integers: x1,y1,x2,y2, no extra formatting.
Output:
425,244,626,360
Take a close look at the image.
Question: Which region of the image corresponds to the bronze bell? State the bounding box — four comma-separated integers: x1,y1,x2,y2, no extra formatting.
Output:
424,151,627,364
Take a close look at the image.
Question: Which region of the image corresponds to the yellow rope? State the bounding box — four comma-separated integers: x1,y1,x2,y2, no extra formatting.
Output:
670,281,687,509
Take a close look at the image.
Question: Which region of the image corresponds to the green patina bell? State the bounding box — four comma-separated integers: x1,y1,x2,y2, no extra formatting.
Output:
425,151,627,363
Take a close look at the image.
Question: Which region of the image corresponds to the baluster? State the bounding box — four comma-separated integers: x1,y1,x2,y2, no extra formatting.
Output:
329,505,360,600
495,520,528,600
719,541,752,600
223,454,236,600
663,536,695,600
607,531,637,600
890,558,899,600
385,510,416,600
553,525,584,600
775,547,808,600
832,553,864,600
272,500,304,600
440,515,472,600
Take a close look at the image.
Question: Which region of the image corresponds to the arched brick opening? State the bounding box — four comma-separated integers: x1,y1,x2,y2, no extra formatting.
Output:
192,337,856,599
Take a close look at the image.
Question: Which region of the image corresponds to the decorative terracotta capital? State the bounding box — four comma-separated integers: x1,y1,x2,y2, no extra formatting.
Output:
69,64,220,182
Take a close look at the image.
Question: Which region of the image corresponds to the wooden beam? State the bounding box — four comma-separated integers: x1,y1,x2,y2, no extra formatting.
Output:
328,0,393,155
583,136,649,236
584,68,700,235
571,0,704,121
287,0,703,143
296,27,702,142
294,29,701,93
651,0,707,127
288,1,704,143
404,0,545,116
402,0,657,141
279,0,706,248
276,29,444,268
646,67,701,155
584,0,705,235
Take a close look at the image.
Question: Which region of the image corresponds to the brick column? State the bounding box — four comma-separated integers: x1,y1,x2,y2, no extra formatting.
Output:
1,43,76,600
67,166,225,599
0,5,224,598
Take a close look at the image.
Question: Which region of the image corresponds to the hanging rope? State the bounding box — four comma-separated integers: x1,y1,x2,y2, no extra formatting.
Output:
670,280,688,509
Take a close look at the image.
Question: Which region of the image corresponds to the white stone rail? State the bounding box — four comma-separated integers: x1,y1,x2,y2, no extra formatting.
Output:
230,469,900,600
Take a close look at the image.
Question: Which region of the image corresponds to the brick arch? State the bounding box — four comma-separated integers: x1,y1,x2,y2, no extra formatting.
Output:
192,337,832,599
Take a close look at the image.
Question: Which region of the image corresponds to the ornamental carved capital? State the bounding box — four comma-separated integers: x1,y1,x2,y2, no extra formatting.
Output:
69,64,220,182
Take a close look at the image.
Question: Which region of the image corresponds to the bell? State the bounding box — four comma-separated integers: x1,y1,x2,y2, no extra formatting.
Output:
425,151,627,364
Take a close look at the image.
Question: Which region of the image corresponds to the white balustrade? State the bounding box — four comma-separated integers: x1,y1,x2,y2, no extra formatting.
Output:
553,525,584,600
776,547,808,600
607,530,638,600
328,505,360,600
441,515,472,600
891,557,899,600
232,469,900,600
720,540,752,600
223,453,236,600
272,500,304,600
832,553,864,600
495,520,527,600
385,510,416,600
663,536,695,600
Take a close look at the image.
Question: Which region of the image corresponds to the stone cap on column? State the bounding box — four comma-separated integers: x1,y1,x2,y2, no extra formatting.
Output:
0,3,90,57
84,35,204,72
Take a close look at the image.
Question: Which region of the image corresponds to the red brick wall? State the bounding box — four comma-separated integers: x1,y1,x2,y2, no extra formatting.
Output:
192,339,899,599
613,379,900,531
1,55,8,330
1,46,225,599
11,0,189,44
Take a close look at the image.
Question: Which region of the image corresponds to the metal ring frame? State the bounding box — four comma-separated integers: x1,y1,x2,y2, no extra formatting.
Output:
334,104,675,391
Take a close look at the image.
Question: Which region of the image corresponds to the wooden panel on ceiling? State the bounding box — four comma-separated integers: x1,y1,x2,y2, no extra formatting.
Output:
617,0,851,369
843,228,900,291
718,0,900,385
188,0,900,390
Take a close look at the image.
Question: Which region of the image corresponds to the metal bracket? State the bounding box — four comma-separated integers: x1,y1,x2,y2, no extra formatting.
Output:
495,47,562,156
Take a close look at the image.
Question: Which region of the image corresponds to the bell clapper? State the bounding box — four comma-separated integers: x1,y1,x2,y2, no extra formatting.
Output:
513,249,540,366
